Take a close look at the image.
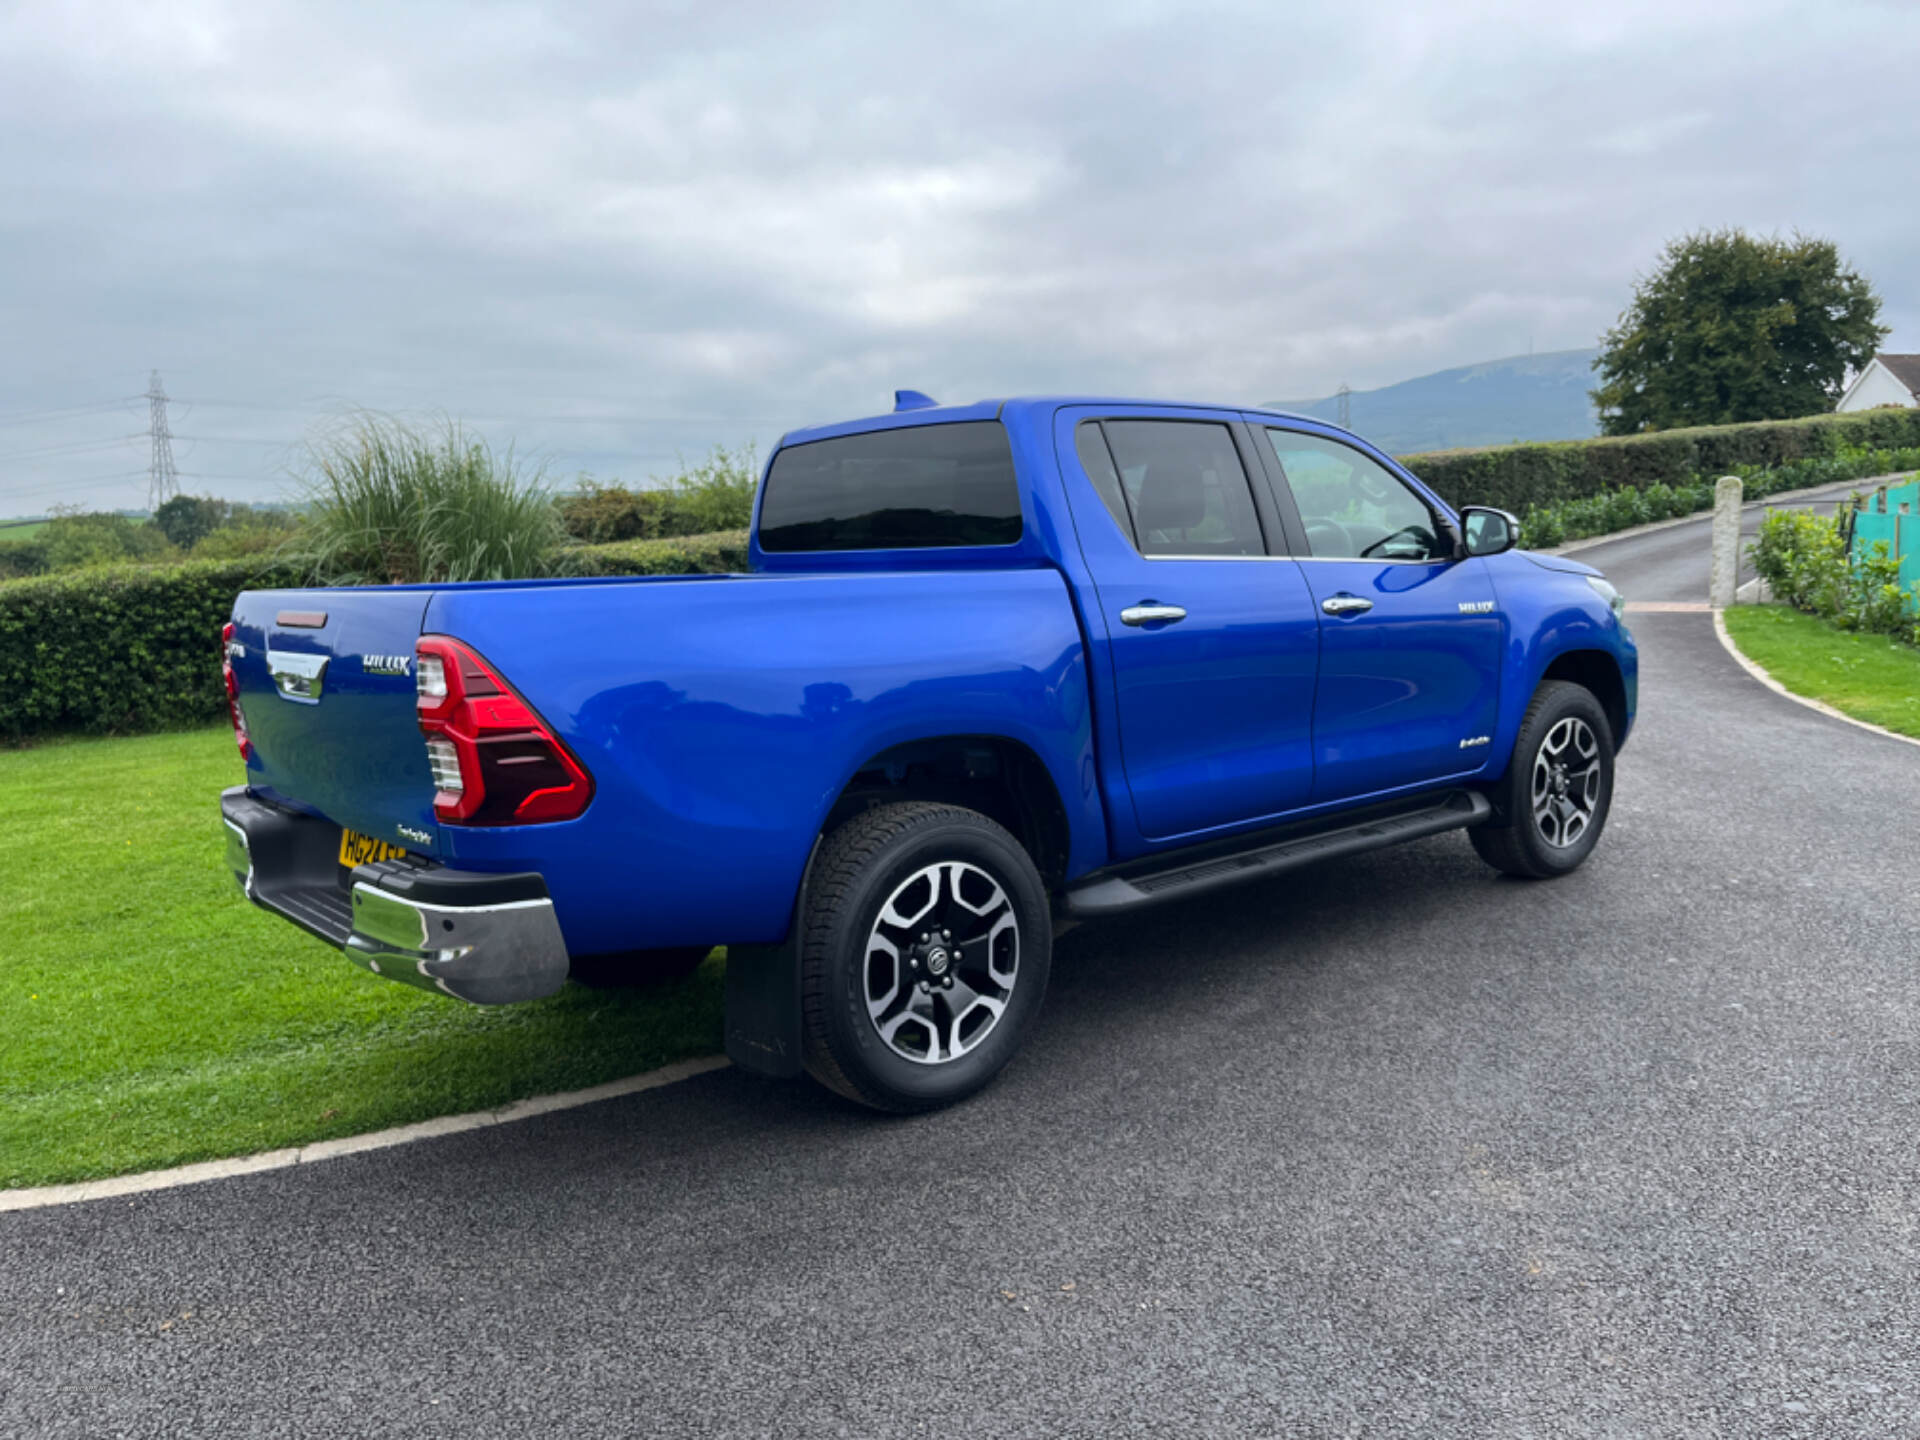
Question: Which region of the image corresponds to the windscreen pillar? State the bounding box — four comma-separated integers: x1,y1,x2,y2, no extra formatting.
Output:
1709,475,1743,609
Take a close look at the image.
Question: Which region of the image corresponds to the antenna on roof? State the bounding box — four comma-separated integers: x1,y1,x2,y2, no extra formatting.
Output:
893,390,939,412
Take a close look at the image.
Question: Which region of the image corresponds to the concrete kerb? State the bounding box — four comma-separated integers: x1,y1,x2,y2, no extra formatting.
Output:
0,1054,731,1213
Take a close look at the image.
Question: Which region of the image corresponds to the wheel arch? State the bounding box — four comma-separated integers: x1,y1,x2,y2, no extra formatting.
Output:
1538,648,1629,746
820,734,1074,891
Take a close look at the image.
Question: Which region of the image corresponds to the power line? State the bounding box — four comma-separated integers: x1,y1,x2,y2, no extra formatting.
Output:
0,434,145,464
0,398,143,429
146,371,179,512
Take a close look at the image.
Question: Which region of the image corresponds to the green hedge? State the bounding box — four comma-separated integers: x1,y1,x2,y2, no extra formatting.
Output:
0,557,304,738
1400,407,1920,513
567,529,750,576
0,532,753,740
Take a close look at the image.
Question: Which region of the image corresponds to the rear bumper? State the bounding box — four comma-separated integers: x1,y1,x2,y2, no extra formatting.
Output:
220,786,569,1005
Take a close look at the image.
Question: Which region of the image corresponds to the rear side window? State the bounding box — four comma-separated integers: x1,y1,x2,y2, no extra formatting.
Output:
759,421,1022,552
1098,420,1264,557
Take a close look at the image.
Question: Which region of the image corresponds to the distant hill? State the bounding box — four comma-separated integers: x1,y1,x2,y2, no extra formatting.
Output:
1266,348,1600,456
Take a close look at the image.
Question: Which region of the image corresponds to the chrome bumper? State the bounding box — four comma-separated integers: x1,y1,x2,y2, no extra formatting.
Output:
220,786,570,1005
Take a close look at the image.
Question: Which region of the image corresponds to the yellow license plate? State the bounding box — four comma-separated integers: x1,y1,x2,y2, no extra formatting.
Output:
339,827,409,868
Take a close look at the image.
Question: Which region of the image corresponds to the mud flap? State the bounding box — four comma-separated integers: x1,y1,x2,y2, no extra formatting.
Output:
723,857,812,1079
724,936,803,1078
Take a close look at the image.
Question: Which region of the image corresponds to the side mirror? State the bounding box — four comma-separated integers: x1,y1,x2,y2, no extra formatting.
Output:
1461,506,1520,557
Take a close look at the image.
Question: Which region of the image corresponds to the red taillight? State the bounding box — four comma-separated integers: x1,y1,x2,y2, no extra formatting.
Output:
221,621,252,762
414,635,593,825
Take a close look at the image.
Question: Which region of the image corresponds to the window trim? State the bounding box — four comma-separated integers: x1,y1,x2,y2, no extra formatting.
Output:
1072,415,1281,561
1251,422,1459,566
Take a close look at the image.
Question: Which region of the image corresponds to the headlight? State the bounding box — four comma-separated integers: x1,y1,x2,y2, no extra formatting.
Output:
1586,574,1627,620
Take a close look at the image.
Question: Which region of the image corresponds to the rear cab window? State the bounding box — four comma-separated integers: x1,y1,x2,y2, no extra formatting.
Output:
759,421,1022,552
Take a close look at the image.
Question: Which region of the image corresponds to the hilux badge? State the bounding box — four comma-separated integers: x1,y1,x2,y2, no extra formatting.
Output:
1458,600,1495,614
363,654,413,676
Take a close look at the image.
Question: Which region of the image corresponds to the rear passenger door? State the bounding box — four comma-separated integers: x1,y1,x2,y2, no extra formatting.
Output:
1055,408,1321,843
1250,423,1502,803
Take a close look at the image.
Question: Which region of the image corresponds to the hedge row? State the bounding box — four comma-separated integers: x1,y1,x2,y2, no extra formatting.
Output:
0,532,753,740
1399,407,1920,513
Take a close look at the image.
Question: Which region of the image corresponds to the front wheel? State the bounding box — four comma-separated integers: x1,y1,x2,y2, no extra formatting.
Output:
1470,680,1615,879
800,802,1052,1113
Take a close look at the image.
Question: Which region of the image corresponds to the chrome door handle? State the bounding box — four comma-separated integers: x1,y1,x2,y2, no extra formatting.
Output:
1120,604,1188,627
1321,595,1374,615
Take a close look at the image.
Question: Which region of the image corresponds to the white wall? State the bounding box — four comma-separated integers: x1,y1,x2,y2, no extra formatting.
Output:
1837,360,1918,412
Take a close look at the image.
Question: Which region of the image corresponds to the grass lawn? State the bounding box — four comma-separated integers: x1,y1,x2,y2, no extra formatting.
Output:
1723,604,1920,741
0,726,723,1189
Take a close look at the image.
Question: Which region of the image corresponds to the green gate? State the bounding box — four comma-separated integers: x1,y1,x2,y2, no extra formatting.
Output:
1849,477,1920,613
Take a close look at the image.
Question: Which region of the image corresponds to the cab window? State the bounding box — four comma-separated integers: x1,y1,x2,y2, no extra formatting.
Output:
1264,430,1447,561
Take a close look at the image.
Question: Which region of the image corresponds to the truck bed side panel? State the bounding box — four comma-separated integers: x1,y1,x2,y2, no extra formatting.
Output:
423,569,1100,954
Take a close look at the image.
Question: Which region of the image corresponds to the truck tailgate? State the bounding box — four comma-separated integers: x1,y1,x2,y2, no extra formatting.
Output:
229,587,442,852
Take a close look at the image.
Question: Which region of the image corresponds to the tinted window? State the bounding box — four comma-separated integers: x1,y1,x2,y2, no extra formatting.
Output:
759,421,1022,552
1264,430,1446,561
1100,420,1264,557
1073,422,1135,541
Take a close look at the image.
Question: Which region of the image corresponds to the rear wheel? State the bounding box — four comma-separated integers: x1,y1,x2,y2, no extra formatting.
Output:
800,802,1051,1112
1470,680,1615,879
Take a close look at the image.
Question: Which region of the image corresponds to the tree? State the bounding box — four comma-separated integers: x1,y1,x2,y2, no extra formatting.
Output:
1591,229,1886,435
152,494,230,550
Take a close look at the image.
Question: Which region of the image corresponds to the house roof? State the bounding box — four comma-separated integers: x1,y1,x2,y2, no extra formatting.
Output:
1873,354,1920,396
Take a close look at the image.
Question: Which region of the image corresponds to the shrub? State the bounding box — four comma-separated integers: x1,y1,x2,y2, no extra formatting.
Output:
293,416,566,584
568,529,750,576
557,444,759,543
0,531,749,740
0,537,47,580
0,556,302,738
39,508,177,570
1401,407,1920,515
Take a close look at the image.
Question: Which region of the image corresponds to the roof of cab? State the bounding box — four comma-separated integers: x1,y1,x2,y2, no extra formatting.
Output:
778,396,1329,448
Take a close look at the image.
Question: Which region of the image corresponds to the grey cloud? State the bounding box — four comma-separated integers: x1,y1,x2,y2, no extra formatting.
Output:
2,0,1915,510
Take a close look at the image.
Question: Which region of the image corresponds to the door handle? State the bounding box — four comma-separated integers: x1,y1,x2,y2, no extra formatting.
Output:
1120,604,1188,627
1321,595,1374,616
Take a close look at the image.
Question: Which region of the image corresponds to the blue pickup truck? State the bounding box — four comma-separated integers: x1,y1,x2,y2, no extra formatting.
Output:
221,394,1636,1111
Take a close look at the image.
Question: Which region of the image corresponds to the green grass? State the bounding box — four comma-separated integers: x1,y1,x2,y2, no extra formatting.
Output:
0,519,49,539
1723,605,1920,740
0,727,723,1188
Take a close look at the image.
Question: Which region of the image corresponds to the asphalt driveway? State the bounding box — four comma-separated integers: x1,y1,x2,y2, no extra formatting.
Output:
5,502,1918,1438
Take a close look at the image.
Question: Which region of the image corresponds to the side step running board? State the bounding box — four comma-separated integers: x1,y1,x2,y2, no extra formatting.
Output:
1065,790,1491,918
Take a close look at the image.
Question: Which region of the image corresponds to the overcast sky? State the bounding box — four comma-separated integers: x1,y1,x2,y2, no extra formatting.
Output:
2,0,1915,513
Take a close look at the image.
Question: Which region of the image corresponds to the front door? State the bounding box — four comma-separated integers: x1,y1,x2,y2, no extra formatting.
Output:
1253,424,1503,804
1057,410,1321,842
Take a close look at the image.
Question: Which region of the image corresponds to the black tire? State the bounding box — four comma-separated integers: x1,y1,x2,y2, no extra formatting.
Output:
1470,680,1615,880
568,946,712,989
800,802,1052,1113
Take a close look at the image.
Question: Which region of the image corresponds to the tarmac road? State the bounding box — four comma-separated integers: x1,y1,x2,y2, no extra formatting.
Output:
5,490,1918,1438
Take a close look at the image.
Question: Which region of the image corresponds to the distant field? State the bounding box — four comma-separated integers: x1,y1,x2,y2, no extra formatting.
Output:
0,520,48,539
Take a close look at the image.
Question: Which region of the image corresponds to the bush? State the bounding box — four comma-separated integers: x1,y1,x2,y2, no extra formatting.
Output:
0,537,47,580
0,557,302,738
0,531,749,740
39,508,177,570
1401,407,1920,514
293,416,566,584
568,529,751,576
1748,508,1917,637
557,445,757,543
1512,445,1920,552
